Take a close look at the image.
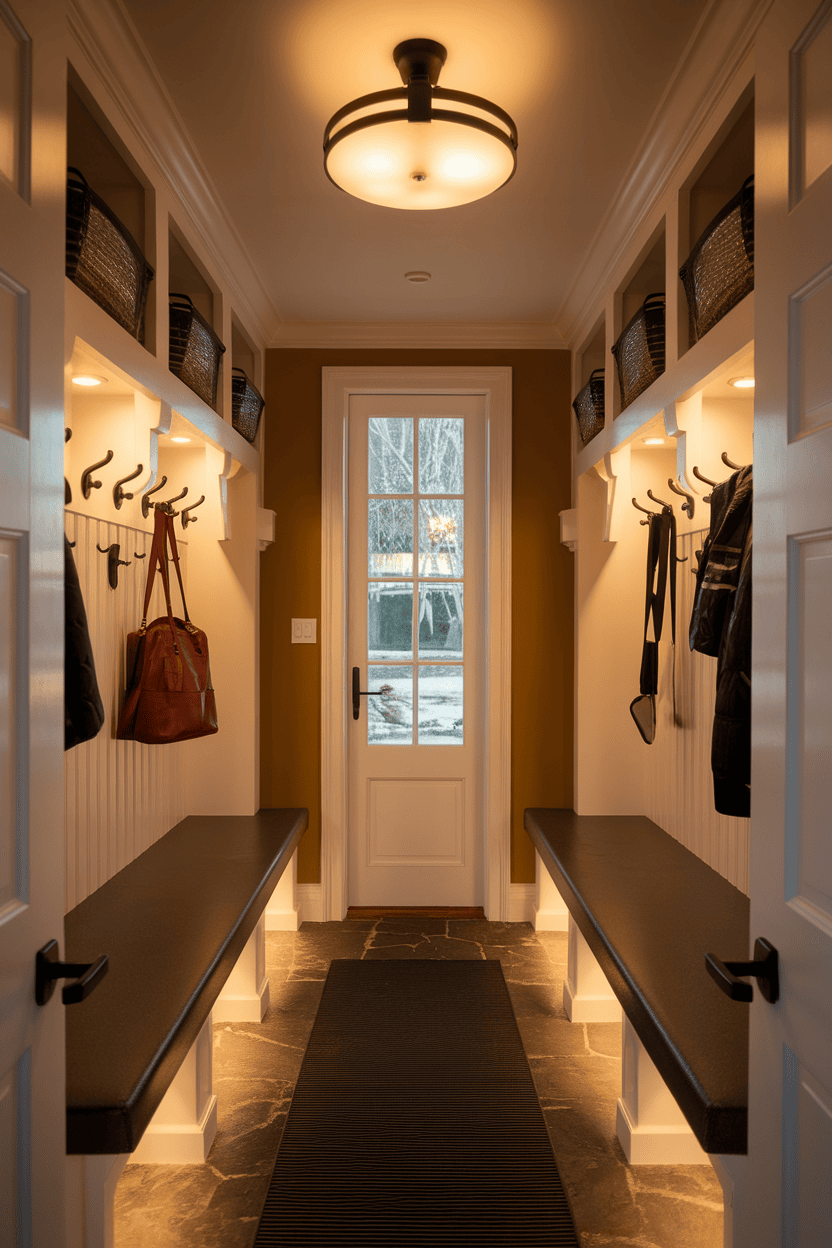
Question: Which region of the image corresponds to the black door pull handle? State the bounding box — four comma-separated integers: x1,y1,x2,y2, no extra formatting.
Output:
35,939,109,1006
352,666,384,720
705,938,779,1004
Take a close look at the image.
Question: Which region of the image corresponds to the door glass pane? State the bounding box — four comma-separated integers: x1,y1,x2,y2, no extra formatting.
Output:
368,417,413,493
418,665,463,745
419,417,463,493
0,12,23,190
367,665,412,745
418,585,463,658
418,499,463,577
368,498,413,576
369,582,413,660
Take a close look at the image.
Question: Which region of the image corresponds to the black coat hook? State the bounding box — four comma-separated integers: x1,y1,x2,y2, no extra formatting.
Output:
65,428,72,504
647,489,673,510
158,485,188,517
632,497,656,525
181,495,205,529
141,476,168,519
692,465,718,487
133,551,147,559
721,452,744,471
81,450,114,500
667,477,695,519
113,463,143,510
96,542,130,589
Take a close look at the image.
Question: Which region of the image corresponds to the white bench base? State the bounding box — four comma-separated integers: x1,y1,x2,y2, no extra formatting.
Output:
533,851,569,931
129,1012,218,1165
265,849,299,931
564,914,622,1022
214,914,270,1023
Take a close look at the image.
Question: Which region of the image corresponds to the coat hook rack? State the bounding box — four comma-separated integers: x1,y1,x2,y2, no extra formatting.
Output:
157,486,188,517
64,428,72,504
721,452,743,471
632,497,657,525
141,476,168,519
181,495,205,529
96,542,130,589
667,477,695,519
113,463,144,511
647,489,673,510
81,450,114,500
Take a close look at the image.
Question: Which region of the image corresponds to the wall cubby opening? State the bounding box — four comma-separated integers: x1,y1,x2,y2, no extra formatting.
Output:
613,224,666,420
579,319,606,389
168,224,215,328
67,69,155,350
678,86,755,355
231,319,257,387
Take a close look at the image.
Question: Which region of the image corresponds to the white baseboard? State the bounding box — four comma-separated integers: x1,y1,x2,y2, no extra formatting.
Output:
265,905,300,931
616,1098,710,1165
563,976,622,1023
297,883,324,923
508,883,536,923
130,1094,218,1165
533,905,569,931
212,973,270,1023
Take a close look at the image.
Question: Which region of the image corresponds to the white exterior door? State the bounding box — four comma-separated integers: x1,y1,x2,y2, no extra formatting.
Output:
737,1,832,1243
0,0,67,1244
347,394,485,906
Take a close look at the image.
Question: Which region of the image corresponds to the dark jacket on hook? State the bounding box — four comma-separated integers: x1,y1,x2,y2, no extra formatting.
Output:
65,536,105,750
689,465,752,817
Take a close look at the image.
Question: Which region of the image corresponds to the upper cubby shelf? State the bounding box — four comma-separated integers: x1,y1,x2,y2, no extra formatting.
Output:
65,61,264,476
572,68,755,479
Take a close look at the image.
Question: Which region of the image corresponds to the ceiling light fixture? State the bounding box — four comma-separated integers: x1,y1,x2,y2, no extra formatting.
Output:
323,39,518,211
71,374,106,387
729,377,755,389
405,271,431,283
642,437,665,445
170,436,191,443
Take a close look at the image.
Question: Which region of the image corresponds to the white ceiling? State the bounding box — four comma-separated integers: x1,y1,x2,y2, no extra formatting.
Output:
119,0,713,339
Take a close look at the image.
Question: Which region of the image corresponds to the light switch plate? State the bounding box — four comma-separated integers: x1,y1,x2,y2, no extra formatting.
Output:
291,618,317,644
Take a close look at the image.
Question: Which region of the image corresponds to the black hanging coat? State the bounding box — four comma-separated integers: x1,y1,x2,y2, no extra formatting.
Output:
65,536,105,749
689,466,752,817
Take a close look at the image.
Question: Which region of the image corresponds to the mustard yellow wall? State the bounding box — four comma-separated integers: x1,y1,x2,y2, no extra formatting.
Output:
260,349,574,885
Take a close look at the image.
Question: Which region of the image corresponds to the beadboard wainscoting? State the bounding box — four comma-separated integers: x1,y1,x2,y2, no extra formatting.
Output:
64,511,188,910
646,527,750,896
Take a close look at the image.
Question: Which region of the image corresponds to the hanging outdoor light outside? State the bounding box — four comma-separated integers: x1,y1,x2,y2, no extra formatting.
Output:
323,39,518,210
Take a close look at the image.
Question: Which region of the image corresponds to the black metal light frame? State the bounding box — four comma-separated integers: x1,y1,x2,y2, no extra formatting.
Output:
323,39,518,195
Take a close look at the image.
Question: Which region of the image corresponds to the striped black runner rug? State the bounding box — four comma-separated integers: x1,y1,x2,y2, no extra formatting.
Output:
253,959,579,1246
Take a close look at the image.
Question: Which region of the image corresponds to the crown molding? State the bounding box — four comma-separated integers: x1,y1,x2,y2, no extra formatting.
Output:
556,0,774,350
269,321,567,350
66,0,281,350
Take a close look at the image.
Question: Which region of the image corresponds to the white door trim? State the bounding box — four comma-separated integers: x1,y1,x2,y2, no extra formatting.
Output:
321,366,512,921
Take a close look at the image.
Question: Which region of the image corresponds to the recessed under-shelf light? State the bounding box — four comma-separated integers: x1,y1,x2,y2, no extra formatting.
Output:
71,374,106,387
642,437,665,445
170,436,191,443
405,271,431,283
729,376,755,389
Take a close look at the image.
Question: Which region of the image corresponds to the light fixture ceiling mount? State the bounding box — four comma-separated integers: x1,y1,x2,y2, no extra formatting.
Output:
323,38,518,211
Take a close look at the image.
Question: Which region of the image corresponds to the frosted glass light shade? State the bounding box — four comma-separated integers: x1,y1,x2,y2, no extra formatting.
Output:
326,114,516,210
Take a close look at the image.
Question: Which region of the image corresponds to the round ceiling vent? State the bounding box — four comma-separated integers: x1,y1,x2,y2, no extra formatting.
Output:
405,271,431,283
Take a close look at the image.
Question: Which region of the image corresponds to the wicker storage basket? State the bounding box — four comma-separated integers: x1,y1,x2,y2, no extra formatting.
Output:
231,369,265,443
168,294,226,409
66,167,154,341
680,176,754,343
572,369,605,445
611,293,666,410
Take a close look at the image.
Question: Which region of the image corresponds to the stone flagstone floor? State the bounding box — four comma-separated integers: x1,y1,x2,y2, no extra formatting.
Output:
114,918,724,1247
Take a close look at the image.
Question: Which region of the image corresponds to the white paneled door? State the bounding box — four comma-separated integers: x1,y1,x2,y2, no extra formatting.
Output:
739,0,832,1244
0,0,67,1245
347,395,485,906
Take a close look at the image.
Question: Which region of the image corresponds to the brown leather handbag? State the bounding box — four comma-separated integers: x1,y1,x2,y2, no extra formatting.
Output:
116,505,218,744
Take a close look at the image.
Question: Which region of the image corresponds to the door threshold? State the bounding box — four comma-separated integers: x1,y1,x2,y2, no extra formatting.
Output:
346,906,486,920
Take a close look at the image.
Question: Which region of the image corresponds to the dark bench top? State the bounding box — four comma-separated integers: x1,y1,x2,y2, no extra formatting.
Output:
524,808,750,1155
64,807,308,1155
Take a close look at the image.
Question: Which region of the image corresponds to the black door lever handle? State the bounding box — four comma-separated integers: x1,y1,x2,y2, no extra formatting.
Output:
352,666,384,720
705,938,779,1004
35,939,109,1006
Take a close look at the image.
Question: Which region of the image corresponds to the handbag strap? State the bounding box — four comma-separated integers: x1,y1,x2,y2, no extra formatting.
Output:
163,510,193,628
139,507,182,652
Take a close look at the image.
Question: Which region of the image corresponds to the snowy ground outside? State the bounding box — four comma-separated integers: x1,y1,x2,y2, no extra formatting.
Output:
367,666,463,745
